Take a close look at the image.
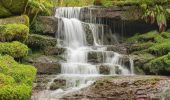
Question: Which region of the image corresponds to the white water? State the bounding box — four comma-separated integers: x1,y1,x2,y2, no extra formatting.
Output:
32,7,134,100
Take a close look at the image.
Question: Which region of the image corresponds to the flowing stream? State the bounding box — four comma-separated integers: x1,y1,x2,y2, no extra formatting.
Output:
32,7,134,100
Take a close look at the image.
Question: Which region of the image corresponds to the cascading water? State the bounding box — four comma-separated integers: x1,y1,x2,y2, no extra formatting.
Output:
32,7,134,100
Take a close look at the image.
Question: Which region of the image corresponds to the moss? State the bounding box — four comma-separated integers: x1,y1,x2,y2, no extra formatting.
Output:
127,31,164,43
129,42,154,53
147,40,170,56
0,41,29,58
144,53,170,75
0,55,36,100
1,0,28,15
0,24,29,42
25,34,57,50
0,15,29,26
0,3,12,18
161,32,170,39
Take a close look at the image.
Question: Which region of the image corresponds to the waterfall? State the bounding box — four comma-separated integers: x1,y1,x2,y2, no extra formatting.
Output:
32,7,134,100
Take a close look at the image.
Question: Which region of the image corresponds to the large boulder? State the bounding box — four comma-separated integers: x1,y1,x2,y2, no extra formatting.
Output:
0,0,28,18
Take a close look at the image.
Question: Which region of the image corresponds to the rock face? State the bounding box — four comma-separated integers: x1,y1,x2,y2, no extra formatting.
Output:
24,55,61,75
37,16,58,36
0,0,28,18
63,76,170,100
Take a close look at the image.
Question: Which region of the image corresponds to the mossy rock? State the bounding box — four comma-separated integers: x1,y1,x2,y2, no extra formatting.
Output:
25,34,57,50
0,15,29,26
0,24,29,42
0,0,28,18
127,31,165,43
0,55,36,100
0,41,29,58
144,53,170,75
147,39,170,56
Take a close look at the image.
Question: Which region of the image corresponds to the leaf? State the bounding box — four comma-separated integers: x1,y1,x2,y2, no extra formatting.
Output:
166,9,170,14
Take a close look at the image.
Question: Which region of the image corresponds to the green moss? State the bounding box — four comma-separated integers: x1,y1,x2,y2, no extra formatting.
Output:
161,32,170,39
129,42,154,53
25,34,57,50
0,55,36,100
0,24,29,42
0,15,30,26
0,3,12,18
144,53,170,75
0,41,29,58
127,31,165,43
147,40,170,56
1,0,28,15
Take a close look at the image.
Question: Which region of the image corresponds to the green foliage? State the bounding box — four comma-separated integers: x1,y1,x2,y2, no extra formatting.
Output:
57,0,94,6
0,55,36,100
144,53,170,75
0,41,29,58
0,24,29,42
26,0,54,25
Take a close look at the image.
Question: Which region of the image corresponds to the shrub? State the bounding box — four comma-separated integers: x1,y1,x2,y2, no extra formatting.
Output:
0,41,29,58
0,55,36,100
0,24,29,42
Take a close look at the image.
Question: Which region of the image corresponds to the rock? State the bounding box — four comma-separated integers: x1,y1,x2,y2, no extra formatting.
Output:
88,51,105,63
97,64,110,75
33,75,56,91
33,62,61,75
0,15,29,26
24,55,62,75
44,46,65,56
50,79,66,90
63,76,170,100
0,0,28,18
25,34,57,50
35,16,58,36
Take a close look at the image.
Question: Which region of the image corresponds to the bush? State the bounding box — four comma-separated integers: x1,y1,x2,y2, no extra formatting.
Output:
0,24,29,42
144,53,170,75
0,41,29,58
0,55,36,100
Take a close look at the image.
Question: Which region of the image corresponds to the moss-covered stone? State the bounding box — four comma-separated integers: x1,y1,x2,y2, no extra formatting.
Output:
0,15,29,26
0,0,28,18
147,40,170,56
127,31,164,43
0,41,29,58
0,24,29,42
0,55,36,100
144,53,170,75
25,34,57,50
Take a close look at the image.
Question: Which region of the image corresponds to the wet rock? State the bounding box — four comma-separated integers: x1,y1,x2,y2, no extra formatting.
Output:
88,51,104,63
37,16,58,36
24,55,62,75
63,76,170,100
44,46,65,55
34,62,61,75
50,79,66,90
97,65,110,75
